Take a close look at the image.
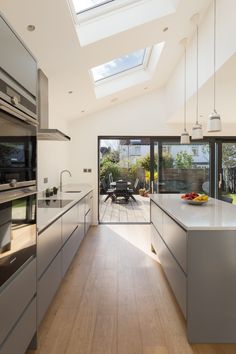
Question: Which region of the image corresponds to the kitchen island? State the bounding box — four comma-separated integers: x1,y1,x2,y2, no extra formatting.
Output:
150,194,236,343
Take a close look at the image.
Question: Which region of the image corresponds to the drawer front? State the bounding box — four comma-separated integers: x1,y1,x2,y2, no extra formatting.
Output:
163,213,187,273
85,208,92,235
37,218,62,278
0,297,36,354
0,258,36,344
37,251,62,326
151,201,163,236
62,205,78,244
62,229,79,277
155,228,187,318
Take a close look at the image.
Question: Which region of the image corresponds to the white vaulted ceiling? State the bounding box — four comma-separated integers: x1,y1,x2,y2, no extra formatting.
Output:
0,0,212,123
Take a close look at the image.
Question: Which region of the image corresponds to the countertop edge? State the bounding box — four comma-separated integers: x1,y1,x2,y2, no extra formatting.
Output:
37,184,93,234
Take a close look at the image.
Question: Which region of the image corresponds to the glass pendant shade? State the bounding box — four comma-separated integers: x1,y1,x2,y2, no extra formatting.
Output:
208,110,221,132
192,123,203,139
180,130,190,144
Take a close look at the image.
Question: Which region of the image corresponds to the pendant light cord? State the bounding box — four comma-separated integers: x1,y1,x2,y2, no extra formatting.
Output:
184,46,187,131
213,0,216,112
196,23,199,124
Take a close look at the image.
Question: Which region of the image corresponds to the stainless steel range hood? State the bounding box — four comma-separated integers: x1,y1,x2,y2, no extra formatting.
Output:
38,69,70,141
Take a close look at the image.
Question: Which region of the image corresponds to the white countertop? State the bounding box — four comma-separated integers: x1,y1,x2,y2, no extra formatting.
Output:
37,184,93,234
150,194,236,231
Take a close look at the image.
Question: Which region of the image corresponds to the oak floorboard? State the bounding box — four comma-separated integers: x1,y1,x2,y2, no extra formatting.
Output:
27,225,236,354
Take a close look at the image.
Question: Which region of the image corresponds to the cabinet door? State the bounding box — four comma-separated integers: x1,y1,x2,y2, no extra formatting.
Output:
37,218,62,278
153,227,187,318
37,251,62,326
62,205,78,244
151,201,163,236
0,298,36,354
0,258,36,345
163,213,187,273
62,230,79,277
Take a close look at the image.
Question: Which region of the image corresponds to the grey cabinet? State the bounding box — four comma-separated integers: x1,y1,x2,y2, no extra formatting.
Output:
37,218,62,278
0,16,37,97
62,205,78,244
151,201,187,317
37,251,62,326
0,259,36,345
0,298,36,354
62,229,80,276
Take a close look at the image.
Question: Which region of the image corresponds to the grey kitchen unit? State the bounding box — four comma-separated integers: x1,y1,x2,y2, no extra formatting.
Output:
150,194,236,343
37,187,93,327
0,259,37,354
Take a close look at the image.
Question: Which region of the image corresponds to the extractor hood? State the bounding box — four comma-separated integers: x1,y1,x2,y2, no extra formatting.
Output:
38,69,71,141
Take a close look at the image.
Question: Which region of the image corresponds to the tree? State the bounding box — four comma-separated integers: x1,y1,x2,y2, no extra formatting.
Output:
175,151,193,169
162,151,174,168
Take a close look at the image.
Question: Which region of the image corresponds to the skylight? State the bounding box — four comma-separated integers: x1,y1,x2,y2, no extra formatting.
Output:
72,0,115,14
91,49,146,82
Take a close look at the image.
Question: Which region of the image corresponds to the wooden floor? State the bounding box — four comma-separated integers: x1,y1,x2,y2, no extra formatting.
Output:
99,194,150,223
28,225,236,354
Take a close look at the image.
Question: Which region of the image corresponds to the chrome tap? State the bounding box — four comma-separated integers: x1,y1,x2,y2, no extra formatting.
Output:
60,169,72,191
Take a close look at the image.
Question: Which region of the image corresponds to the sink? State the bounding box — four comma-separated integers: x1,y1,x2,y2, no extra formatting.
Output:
63,190,81,193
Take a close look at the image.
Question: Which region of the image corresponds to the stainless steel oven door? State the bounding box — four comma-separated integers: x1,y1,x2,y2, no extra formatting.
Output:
0,109,36,191
0,191,36,288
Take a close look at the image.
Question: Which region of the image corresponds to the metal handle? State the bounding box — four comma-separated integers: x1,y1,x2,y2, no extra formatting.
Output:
219,172,223,189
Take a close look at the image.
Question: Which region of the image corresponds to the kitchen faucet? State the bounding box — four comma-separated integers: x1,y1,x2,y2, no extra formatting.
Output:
60,169,72,191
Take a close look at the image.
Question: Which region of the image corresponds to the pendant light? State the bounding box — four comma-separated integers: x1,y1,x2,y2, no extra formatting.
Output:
208,0,221,132
180,38,190,144
192,14,203,140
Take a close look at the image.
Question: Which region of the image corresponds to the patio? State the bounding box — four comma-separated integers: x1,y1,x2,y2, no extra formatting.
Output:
99,194,150,223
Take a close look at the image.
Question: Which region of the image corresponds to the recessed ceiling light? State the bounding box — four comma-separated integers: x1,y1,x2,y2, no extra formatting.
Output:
27,25,35,32
110,97,118,103
144,86,148,90
81,110,85,113
163,27,168,32
68,90,73,94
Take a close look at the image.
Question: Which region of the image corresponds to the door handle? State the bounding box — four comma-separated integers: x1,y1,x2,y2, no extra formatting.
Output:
219,172,223,189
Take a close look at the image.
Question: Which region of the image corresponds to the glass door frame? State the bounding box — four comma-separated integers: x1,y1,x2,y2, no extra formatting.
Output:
215,137,236,201
149,137,217,197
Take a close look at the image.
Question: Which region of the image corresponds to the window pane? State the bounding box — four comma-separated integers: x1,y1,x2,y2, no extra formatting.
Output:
158,143,210,194
221,143,236,204
73,0,115,14
91,49,146,82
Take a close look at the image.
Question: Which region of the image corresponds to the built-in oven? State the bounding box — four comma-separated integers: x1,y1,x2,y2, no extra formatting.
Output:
0,190,36,288
0,109,36,192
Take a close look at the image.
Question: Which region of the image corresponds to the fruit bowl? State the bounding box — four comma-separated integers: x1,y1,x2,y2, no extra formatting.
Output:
183,199,208,205
181,192,208,205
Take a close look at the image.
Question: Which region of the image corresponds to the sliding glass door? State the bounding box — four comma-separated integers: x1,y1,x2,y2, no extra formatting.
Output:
217,141,236,204
151,140,211,195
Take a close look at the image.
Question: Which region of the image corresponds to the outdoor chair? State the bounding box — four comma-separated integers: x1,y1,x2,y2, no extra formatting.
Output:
127,178,139,201
114,181,129,202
